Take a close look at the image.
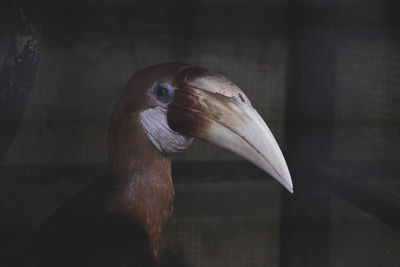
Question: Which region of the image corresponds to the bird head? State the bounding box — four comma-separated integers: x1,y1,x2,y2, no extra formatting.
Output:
109,62,293,193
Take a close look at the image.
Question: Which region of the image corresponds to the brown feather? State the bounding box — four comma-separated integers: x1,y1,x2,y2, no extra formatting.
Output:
106,63,188,256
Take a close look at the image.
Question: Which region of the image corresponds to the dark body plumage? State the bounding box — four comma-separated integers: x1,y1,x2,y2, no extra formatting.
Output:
17,176,156,267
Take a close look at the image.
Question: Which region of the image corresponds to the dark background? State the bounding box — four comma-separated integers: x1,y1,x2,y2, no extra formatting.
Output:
0,0,399,266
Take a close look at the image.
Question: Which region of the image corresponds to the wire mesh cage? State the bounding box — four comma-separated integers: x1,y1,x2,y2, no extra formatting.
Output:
0,0,399,266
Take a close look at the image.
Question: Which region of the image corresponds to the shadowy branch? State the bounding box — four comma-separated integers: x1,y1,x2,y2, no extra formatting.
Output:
0,0,40,162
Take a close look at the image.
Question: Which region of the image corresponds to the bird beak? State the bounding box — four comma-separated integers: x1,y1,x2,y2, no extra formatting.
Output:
167,66,293,193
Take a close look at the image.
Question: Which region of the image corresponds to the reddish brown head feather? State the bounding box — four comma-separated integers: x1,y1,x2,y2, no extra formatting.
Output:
107,63,191,257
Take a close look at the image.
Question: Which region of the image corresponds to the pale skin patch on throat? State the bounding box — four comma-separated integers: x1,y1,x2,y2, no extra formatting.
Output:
140,107,194,155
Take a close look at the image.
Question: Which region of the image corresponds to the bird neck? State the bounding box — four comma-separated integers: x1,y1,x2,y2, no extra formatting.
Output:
107,112,174,257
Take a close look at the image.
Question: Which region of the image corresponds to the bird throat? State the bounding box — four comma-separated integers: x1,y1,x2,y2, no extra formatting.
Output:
140,107,193,155
107,113,175,257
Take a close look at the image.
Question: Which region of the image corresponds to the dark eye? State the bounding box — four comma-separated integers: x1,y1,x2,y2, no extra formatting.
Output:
151,82,175,104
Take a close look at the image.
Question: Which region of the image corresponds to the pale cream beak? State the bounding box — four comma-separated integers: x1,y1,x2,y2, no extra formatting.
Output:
167,71,293,193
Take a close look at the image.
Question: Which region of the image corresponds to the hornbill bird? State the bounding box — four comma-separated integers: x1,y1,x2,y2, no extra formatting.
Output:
17,63,293,267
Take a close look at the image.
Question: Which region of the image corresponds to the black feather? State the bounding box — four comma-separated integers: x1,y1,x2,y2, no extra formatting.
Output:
16,176,157,267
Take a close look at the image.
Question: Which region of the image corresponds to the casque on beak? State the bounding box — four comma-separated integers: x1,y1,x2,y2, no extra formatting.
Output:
167,66,293,193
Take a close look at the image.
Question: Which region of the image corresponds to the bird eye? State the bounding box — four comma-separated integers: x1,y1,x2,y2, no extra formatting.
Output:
151,82,175,105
